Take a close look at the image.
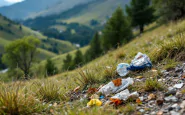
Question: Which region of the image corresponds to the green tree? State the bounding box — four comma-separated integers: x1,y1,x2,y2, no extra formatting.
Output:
102,7,132,51
63,54,73,70
85,32,102,61
126,0,154,33
2,36,40,79
45,59,58,76
73,49,83,67
19,25,22,31
153,0,185,23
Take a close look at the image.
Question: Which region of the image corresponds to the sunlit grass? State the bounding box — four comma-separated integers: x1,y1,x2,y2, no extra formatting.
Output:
1,19,185,114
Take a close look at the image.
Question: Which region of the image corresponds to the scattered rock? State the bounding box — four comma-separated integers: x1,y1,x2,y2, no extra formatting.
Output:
167,107,174,111
165,89,176,96
172,103,178,108
164,96,178,102
170,111,180,115
175,67,183,73
174,83,184,89
180,100,185,109
157,110,163,115
139,109,145,113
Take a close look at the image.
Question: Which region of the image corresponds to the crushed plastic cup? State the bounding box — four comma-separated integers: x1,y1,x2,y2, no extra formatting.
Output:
117,63,130,76
110,89,139,101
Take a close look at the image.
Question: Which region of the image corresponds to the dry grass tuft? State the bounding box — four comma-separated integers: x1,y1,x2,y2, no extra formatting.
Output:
150,34,185,62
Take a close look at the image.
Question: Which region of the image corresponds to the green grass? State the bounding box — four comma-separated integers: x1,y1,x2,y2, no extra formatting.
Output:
1,19,185,114
144,78,165,92
0,15,76,60
60,0,129,26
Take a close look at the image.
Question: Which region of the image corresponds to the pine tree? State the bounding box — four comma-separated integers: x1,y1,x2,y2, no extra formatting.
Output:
19,25,22,31
73,49,83,67
45,59,58,76
153,0,185,23
102,7,132,51
85,32,102,61
126,0,154,33
63,54,73,70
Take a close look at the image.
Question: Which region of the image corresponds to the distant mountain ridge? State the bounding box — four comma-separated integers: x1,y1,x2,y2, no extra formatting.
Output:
0,14,76,60
0,0,94,20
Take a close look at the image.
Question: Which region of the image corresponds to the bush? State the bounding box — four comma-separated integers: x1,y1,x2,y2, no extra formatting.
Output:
45,59,58,76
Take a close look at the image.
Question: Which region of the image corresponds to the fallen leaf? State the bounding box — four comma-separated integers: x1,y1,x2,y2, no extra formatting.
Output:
136,98,142,104
87,88,98,94
74,86,80,92
148,93,156,100
112,78,122,87
110,98,122,106
136,76,143,79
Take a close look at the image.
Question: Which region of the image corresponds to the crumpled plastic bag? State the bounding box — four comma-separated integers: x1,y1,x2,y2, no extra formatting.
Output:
128,52,152,71
117,52,152,76
110,89,139,101
98,77,134,96
87,99,102,107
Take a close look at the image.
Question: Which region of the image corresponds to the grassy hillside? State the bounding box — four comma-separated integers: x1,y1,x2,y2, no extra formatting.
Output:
61,0,130,25
0,14,76,60
1,19,185,114
0,0,94,20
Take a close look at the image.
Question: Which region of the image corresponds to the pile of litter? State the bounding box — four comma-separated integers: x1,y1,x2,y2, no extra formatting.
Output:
67,52,185,115
117,52,152,76
72,52,153,107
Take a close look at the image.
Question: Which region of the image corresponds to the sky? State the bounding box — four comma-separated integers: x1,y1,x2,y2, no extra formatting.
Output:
0,0,24,7
5,0,23,3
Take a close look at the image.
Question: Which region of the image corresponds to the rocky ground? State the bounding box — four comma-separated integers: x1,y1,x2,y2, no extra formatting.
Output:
66,63,185,115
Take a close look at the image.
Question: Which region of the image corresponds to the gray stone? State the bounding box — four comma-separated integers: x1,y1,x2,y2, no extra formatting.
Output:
139,109,145,113
164,96,178,102
165,89,176,96
175,106,182,112
172,103,178,108
170,111,180,115
174,83,183,89
180,100,185,109
150,111,156,115
175,67,183,73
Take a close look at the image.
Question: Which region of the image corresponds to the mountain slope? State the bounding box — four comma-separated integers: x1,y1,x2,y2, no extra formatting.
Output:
62,0,130,25
0,14,76,60
24,0,130,26
0,0,94,20
1,19,185,114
